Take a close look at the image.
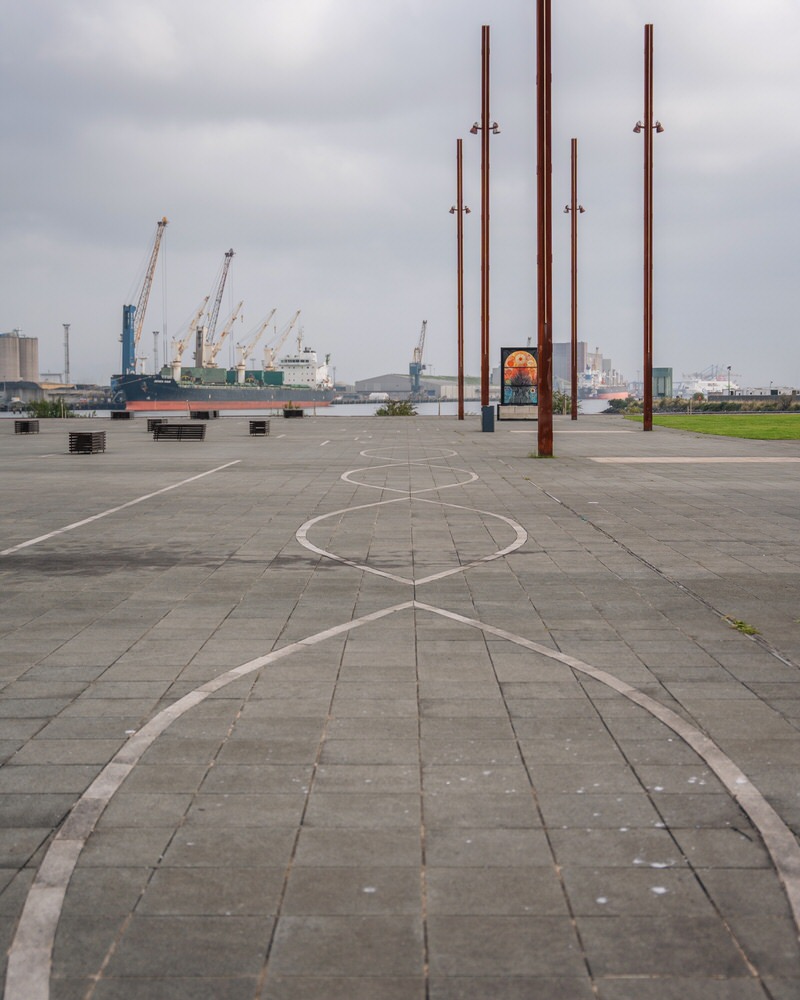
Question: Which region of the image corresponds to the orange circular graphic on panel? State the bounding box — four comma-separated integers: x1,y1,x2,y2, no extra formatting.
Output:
504,350,537,386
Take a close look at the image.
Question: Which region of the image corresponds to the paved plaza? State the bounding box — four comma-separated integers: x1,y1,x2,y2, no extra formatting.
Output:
1,411,799,999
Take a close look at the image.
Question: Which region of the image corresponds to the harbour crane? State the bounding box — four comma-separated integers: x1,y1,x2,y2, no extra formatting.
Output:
121,217,168,375
206,300,244,367
409,320,427,394
235,309,277,383
263,310,301,370
205,249,235,346
169,296,209,382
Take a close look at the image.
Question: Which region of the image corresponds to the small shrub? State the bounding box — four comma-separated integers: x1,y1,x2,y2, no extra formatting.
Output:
375,399,417,416
25,399,75,418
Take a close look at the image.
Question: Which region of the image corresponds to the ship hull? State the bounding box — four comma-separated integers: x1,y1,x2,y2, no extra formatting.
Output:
111,374,334,411
592,390,630,401
578,388,630,401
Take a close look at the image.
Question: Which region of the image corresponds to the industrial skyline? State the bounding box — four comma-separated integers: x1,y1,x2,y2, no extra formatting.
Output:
2,1,798,388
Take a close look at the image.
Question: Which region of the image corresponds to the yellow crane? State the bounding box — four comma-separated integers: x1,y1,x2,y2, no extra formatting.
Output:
263,310,301,370
169,296,209,381
206,301,244,367
235,309,277,383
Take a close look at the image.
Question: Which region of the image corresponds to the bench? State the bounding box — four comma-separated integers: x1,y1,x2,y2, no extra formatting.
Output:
147,418,168,432
190,410,219,420
69,431,106,454
249,419,270,436
153,423,206,441
14,420,39,434
110,410,133,420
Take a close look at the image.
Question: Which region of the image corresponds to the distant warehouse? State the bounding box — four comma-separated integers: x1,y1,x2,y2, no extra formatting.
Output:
354,374,481,399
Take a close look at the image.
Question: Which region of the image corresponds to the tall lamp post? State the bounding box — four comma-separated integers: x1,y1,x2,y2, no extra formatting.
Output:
563,138,585,421
633,23,664,432
471,24,500,418
450,139,471,421
536,0,553,456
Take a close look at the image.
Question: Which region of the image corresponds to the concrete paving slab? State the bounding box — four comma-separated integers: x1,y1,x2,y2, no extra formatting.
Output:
2,414,800,997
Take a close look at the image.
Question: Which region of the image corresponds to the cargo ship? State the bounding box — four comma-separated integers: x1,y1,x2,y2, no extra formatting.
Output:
578,367,630,401
112,222,335,411
110,369,335,411
112,326,335,412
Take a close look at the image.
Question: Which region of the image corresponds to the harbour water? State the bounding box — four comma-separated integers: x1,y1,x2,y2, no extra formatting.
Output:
2,398,611,419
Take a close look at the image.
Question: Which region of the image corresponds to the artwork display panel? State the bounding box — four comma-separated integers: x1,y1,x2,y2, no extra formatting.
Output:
501,347,538,406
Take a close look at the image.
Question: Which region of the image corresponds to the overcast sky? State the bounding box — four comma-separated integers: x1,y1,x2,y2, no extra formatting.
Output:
2,0,798,389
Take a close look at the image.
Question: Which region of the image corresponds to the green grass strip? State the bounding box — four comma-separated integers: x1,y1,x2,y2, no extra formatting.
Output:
624,414,800,440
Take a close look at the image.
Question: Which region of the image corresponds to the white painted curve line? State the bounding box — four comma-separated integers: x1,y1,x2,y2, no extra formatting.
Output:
296,496,412,583
295,496,528,586
4,601,415,1000
0,461,242,557
341,462,479,495
411,497,528,585
413,599,800,941
359,447,458,461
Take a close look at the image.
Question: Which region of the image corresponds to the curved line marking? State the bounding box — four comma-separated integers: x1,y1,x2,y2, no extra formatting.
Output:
0,462,241,557
10,595,800,1000
296,497,412,583
359,447,458,461
4,602,415,1000
295,496,528,585
341,462,478,494
413,599,800,939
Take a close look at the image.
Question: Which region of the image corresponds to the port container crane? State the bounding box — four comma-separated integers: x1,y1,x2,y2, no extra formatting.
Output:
121,217,168,375
409,319,427,394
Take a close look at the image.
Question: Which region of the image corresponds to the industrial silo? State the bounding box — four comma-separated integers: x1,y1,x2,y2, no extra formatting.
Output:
18,335,39,382
0,332,21,381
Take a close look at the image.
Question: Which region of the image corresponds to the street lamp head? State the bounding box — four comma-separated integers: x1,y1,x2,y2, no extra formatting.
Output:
578,205,586,213
563,205,570,214
491,123,501,134
470,122,480,134
464,206,471,214
633,122,644,133
449,206,456,214
655,121,665,133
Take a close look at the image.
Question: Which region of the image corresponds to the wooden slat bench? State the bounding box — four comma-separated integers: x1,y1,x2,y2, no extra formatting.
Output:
152,423,206,441
68,431,106,454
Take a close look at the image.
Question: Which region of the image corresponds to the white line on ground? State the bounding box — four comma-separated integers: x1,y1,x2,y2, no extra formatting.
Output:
8,442,800,1000
0,461,241,556
341,461,478,494
413,599,800,941
295,493,527,585
3,601,415,1000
